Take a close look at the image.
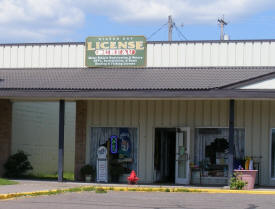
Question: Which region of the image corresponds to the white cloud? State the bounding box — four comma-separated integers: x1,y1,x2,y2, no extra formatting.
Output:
81,0,274,24
0,0,273,41
0,0,84,41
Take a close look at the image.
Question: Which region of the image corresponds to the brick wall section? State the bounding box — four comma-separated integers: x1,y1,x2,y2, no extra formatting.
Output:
74,100,87,180
0,99,12,176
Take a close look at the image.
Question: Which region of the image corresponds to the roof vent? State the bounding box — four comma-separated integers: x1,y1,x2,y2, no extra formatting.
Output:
223,34,230,40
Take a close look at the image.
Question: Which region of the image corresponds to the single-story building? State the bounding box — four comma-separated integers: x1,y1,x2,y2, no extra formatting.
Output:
1,37,275,185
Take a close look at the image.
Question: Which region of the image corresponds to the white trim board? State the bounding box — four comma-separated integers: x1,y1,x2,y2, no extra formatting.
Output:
240,78,275,90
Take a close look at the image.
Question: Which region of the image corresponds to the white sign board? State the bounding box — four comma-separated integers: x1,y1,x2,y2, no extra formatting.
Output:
97,146,108,182
97,146,107,159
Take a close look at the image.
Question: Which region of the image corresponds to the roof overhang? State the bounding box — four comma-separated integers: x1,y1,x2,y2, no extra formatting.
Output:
1,89,275,101
2,66,275,100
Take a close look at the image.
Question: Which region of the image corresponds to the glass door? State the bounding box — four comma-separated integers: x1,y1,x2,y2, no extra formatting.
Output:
175,127,190,184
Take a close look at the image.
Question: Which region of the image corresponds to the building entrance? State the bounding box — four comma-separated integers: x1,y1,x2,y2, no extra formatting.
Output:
154,128,176,183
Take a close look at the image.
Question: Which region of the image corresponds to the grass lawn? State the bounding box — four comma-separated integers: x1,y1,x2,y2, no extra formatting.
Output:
22,172,75,181
0,178,18,185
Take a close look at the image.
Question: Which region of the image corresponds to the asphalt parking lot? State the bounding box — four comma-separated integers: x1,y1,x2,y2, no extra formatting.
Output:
1,191,275,209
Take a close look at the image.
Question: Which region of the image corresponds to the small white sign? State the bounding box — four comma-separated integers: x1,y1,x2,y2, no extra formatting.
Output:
97,146,108,182
97,146,107,159
97,160,107,182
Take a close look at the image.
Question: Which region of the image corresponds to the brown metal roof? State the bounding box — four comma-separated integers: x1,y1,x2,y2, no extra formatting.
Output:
1,67,275,90
1,66,275,99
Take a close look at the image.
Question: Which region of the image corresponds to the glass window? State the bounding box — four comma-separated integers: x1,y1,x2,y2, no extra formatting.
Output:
195,128,245,177
90,127,138,177
271,129,275,178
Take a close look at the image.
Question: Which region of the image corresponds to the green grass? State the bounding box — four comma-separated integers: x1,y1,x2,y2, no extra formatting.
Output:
22,172,75,181
67,187,83,193
175,188,201,193
82,186,96,192
0,178,18,185
95,188,107,194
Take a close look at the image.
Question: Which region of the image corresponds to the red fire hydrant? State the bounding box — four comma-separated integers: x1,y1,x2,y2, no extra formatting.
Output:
128,170,139,184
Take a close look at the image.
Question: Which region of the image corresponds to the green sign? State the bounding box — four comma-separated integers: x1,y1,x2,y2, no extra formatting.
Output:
85,36,146,67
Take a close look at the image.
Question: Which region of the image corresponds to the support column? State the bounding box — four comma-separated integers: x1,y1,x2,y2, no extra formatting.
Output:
74,101,87,180
58,100,65,182
228,99,235,182
0,100,12,176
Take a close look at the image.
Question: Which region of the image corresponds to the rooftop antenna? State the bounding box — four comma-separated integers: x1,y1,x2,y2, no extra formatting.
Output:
168,15,175,41
218,15,228,40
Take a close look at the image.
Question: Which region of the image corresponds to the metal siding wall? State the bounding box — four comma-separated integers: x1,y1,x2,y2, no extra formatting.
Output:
12,102,76,174
152,44,162,67
253,42,261,66
86,100,275,185
244,101,253,160
146,44,154,67
139,101,147,182
202,43,210,66
210,43,219,66
32,46,40,68
170,44,178,66
270,101,275,185
185,43,194,66
10,46,18,68
236,42,244,66
177,43,186,66
47,45,54,67
0,47,4,67
244,42,253,66
261,42,270,66
3,46,11,68
162,44,170,66
53,45,62,67
270,42,275,66
2,41,275,68
227,42,236,66
239,100,275,185
261,101,269,184
194,43,202,66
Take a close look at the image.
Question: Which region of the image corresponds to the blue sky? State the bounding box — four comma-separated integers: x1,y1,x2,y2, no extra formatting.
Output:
0,0,275,43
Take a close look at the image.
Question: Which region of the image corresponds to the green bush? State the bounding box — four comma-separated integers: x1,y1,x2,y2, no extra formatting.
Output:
230,175,247,190
80,164,95,180
4,150,33,178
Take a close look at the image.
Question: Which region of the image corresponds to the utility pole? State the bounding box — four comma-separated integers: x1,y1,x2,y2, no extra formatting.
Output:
168,15,175,41
218,16,228,40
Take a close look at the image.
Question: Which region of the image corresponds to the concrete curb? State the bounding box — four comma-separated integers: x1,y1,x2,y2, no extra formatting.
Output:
1,186,275,200
103,186,275,195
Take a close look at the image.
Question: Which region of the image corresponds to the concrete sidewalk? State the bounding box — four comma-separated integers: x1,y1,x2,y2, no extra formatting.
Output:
1,179,275,198
0,179,229,194
0,180,90,194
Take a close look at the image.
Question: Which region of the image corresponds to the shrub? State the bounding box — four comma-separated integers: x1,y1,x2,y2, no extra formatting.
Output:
230,174,247,190
80,164,95,180
4,150,33,178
